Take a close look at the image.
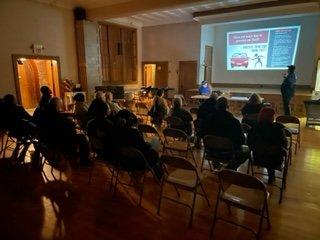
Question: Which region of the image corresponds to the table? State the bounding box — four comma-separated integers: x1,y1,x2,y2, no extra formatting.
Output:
304,100,320,126
190,95,249,102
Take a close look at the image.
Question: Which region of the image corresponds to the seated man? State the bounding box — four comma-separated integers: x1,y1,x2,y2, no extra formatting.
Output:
73,92,89,130
105,91,122,115
169,97,193,136
88,91,108,120
114,109,163,180
198,81,212,95
87,100,114,160
241,93,263,127
38,97,91,166
203,97,248,170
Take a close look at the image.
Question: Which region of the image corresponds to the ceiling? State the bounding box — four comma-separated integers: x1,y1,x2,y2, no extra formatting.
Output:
107,0,274,27
33,0,133,9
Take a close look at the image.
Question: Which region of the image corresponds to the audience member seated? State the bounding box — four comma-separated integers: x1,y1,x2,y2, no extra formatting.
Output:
114,109,163,180
73,93,89,130
33,86,53,124
38,97,91,166
202,97,248,170
169,97,193,136
247,107,288,184
105,91,122,115
87,100,114,160
149,89,169,127
198,81,212,95
88,91,108,120
241,93,263,127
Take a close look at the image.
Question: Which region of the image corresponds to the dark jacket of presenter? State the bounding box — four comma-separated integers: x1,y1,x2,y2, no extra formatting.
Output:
281,65,296,116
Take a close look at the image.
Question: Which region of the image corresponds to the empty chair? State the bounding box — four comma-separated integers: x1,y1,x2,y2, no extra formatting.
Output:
283,128,293,165
135,102,150,123
163,128,197,166
157,155,210,227
165,116,184,131
210,169,270,240
201,135,235,172
276,115,301,154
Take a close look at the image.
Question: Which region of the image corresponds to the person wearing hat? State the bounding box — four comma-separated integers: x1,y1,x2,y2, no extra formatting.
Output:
281,65,296,115
199,81,212,95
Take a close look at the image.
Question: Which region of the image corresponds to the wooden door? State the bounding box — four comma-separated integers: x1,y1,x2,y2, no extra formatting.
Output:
155,62,168,88
179,61,197,94
122,28,135,83
107,24,123,83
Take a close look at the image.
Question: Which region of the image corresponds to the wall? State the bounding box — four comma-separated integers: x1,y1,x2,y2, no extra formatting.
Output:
142,21,201,93
0,0,77,97
208,14,320,87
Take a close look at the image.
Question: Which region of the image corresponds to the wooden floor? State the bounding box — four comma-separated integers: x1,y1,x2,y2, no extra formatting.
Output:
0,119,320,240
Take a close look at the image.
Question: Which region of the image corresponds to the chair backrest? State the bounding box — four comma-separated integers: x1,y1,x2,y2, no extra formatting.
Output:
203,135,234,152
276,115,300,125
218,169,267,197
137,124,158,135
116,147,148,170
241,123,252,134
190,107,199,115
165,116,184,128
163,127,188,140
160,154,196,171
135,102,148,110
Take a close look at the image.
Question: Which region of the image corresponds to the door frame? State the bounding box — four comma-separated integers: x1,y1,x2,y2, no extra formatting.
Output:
178,60,198,94
12,54,62,105
142,61,168,87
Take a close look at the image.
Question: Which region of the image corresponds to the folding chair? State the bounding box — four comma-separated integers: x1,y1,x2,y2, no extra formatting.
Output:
283,128,293,165
248,147,288,204
135,102,150,123
137,124,164,150
201,135,235,172
165,116,184,130
210,169,270,240
157,155,210,227
163,128,197,167
112,147,149,206
276,115,301,154
189,107,199,115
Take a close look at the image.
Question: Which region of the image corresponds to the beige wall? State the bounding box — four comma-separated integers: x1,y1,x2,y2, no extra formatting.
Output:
142,21,201,93
0,0,77,97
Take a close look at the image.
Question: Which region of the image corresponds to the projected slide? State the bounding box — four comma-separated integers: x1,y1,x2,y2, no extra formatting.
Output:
227,26,300,70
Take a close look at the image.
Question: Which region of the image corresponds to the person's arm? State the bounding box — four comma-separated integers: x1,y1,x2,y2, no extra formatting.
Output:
234,119,245,147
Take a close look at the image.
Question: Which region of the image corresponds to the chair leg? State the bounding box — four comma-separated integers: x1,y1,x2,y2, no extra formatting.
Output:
189,149,198,167
113,169,120,198
210,192,221,238
265,201,271,229
199,182,210,207
173,184,181,198
188,188,197,228
88,163,95,184
157,179,164,215
138,173,146,207
257,206,265,240
201,153,205,172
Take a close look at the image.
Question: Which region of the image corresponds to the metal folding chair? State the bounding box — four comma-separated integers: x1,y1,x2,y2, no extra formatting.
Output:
157,154,210,227
210,169,270,240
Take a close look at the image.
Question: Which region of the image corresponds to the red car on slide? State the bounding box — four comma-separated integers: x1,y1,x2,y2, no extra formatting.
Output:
230,53,249,68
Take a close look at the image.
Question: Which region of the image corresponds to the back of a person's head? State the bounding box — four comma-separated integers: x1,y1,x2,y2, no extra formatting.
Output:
172,97,182,110
288,65,295,73
73,93,85,103
156,89,164,97
94,100,109,117
248,93,262,105
48,97,63,112
210,92,218,101
40,86,52,96
216,97,228,111
258,107,275,123
95,91,106,102
116,109,137,128
3,94,17,106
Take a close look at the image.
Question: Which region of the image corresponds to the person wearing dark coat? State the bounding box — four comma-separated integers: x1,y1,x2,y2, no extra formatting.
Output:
33,86,52,124
202,97,248,170
281,65,296,115
241,93,263,127
114,109,163,180
247,107,288,184
169,97,193,136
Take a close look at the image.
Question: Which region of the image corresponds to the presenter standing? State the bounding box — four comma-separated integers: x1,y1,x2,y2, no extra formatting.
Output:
281,65,296,115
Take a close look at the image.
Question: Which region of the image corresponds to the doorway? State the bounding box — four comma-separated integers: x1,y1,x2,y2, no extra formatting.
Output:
142,62,168,88
179,61,198,95
12,55,61,109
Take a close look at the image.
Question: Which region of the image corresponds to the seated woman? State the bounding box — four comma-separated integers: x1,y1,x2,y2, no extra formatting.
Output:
241,93,263,127
114,109,163,180
105,91,122,115
73,92,89,130
247,107,287,184
169,97,193,136
149,89,169,127
88,91,108,120
198,81,212,95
